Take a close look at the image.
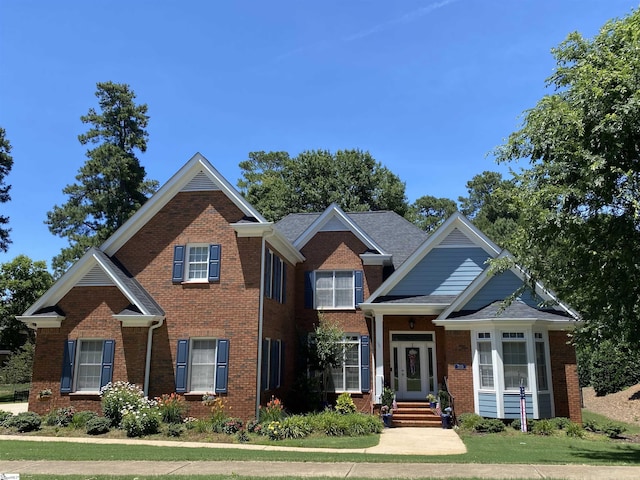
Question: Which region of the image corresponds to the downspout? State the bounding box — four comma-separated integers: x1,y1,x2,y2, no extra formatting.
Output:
256,232,272,418
144,318,165,397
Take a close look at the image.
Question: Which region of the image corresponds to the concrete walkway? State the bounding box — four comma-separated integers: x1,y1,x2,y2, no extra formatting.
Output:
2,403,640,478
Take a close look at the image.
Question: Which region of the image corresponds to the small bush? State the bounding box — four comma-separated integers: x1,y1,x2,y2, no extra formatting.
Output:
335,392,356,414
122,406,161,437
222,418,243,434
101,381,151,427
156,393,187,424
566,422,585,438
583,419,600,432
236,429,250,443
532,419,555,436
458,413,483,430
474,418,505,433
0,410,13,425
280,415,313,439
165,423,185,437
6,412,41,432
46,406,76,427
551,417,571,430
71,411,98,429
602,422,626,438
86,417,111,435
191,419,212,434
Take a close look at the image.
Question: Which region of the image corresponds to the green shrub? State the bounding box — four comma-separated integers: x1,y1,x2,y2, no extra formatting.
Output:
236,429,250,443
6,412,41,432
101,381,150,427
222,418,243,434
602,422,626,438
191,419,212,434
86,417,111,435
121,406,161,437
583,419,599,432
590,340,640,396
156,393,187,424
551,417,571,430
265,420,283,440
335,392,356,414
71,411,98,429
45,406,76,427
0,342,34,384
511,418,532,432
0,410,13,425
474,418,505,433
458,413,483,430
280,415,313,439
532,419,555,436
165,423,185,437
566,422,585,438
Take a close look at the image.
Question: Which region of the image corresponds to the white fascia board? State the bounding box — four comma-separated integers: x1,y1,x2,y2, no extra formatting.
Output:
293,203,387,255
434,318,580,331
102,153,268,256
360,253,393,266
358,302,450,317
367,212,501,302
113,315,158,328
16,314,64,329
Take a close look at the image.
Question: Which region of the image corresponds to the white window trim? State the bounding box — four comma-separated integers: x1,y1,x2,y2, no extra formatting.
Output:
500,331,529,391
73,339,104,393
475,332,495,391
331,334,361,393
314,270,355,310
188,338,218,393
184,243,211,284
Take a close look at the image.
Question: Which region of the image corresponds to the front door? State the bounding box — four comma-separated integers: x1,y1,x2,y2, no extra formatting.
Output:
391,333,437,401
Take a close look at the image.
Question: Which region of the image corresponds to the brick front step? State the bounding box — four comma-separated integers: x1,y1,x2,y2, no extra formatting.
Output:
391,401,443,428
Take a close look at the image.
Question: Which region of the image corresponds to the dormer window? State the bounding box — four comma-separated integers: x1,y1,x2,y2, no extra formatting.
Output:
172,244,221,283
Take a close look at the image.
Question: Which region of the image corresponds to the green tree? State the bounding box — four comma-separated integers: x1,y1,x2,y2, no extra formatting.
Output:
494,9,640,348
458,171,520,246
407,195,457,232
238,149,408,221
0,127,14,252
308,315,345,404
0,255,53,351
0,341,34,384
46,82,158,275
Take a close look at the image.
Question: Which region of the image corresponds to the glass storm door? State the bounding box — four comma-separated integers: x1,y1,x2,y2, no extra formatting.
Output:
391,333,436,401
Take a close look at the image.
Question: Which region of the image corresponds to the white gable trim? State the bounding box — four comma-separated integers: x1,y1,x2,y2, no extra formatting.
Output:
21,249,161,319
366,212,501,302
293,203,387,256
437,251,580,320
102,153,268,256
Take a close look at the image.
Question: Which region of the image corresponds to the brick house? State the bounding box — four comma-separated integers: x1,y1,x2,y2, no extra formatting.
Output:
19,153,582,424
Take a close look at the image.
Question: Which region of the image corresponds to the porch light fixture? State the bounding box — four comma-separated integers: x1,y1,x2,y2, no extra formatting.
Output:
409,318,415,329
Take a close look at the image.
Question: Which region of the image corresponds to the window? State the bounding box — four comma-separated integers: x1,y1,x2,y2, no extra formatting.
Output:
172,244,221,283
175,338,229,394
60,339,114,394
261,338,282,391
330,335,361,392
265,250,286,303
477,333,494,389
305,270,363,309
502,332,528,389
535,333,549,391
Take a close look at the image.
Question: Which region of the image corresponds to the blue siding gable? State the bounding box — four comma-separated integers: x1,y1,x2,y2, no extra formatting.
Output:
464,270,541,310
389,247,490,296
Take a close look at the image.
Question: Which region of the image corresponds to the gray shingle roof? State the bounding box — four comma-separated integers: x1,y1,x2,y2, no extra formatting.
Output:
448,300,571,321
91,248,165,317
275,210,428,269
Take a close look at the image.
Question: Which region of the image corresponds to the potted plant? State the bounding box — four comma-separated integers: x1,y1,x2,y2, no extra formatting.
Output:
380,387,395,427
426,393,437,407
38,388,52,400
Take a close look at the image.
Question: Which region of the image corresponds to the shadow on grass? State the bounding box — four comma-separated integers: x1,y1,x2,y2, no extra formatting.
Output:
568,442,640,464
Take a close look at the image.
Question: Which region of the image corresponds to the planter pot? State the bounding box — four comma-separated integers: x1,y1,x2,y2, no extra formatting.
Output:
382,413,393,428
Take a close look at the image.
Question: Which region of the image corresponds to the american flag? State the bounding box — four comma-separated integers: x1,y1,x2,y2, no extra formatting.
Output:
435,401,442,417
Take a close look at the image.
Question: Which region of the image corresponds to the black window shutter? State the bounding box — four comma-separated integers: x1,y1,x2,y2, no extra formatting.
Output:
60,339,76,393
208,244,221,282
175,339,189,393
360,335,370,393
215,339,229,393
99,340,115,388
172,245,185,283
304,271,314,309
354,270,364,306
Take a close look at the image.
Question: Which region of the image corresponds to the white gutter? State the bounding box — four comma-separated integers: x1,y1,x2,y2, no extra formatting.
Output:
144,318,165,397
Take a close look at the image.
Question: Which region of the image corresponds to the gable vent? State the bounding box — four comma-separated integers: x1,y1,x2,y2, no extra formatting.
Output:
319,216,349,232
181,171,220,192
439,228,476,247
77,265,115,286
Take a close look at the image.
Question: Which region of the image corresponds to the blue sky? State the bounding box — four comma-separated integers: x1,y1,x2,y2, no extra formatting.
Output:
1,0,638,268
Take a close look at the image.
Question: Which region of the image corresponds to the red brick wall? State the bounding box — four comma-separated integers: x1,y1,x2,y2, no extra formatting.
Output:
444,330,474,415
549,331,582,423
294,231,382,412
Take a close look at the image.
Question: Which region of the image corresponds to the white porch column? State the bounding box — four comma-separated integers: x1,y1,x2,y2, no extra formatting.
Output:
374,313,384,403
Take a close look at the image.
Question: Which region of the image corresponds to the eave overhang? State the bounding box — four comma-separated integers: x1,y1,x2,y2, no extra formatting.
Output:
232,222,305,264
17,313,65,329
358,302,450,316
433,317,582,331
